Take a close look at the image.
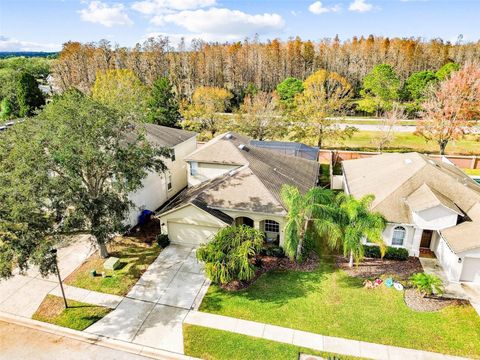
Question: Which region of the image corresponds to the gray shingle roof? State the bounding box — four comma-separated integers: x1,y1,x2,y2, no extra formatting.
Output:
160,131,320,218
143,124,197,147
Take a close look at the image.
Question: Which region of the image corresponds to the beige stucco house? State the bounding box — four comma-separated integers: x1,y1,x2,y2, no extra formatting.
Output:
126,124,197,227
342,152,480,284
158,132,319,247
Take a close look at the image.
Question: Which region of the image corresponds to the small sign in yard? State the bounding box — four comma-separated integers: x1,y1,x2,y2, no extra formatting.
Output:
104,256,120,270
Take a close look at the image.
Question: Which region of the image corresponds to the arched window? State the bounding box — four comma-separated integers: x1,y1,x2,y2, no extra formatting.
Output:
392,226,406,246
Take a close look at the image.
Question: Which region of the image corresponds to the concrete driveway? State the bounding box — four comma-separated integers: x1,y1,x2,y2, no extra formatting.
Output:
420,257,480,315
0,236,95,318
86,245,207,354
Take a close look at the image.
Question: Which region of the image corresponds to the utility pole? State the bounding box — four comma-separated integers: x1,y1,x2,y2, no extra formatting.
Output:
50,249,68,308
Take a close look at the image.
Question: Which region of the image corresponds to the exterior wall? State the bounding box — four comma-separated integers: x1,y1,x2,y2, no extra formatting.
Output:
222,209,286,247
331,175,343,190
433,234,463,281
377,223,418,256
411,206,458,231
126,136,197,227
187,162,239,187
159,204,228,232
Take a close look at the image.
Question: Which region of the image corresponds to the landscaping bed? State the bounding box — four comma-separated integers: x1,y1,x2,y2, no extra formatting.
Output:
64,237,161,296
404,289,469,312
200,260,480,358
336,256,422,280
32,295,111,331
183,324,362,360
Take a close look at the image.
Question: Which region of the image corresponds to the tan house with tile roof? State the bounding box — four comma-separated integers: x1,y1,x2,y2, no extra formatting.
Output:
158,132,319,247
342,152,480,283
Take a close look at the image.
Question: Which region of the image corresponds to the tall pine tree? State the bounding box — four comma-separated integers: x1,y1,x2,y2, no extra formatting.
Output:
147,77,181,127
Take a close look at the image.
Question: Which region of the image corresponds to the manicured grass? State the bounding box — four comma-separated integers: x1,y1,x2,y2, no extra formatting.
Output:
324,131,480,155
464,168,480,176
32,295,111,331
65,237,161,296
183,324,363,360
200,262,480,358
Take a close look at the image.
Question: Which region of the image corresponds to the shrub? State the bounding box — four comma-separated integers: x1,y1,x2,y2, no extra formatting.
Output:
385,246,409,261
156,234,170,248
260,245,285,258
196,225,264,285
363,245,409,261
410,272,444,296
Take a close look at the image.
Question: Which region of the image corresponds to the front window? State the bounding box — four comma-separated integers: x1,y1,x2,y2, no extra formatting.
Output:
392,226,406,246
190,161,198,176
264,220,280,233
167,173,172,191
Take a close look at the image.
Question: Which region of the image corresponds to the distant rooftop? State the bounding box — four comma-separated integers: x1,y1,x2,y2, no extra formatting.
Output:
249,140,319,161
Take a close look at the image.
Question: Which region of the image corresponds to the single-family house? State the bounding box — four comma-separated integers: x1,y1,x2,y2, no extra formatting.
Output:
342,152,480,283
126,124,197,227
158,132,319,246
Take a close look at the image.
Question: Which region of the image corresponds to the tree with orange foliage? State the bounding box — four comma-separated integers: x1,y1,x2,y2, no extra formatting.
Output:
181,86,233,139
289,70,355,148
416,63,480,154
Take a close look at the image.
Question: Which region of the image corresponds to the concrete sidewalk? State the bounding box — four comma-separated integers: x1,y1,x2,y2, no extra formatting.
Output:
49,284,123,309
0,236,95,318
184,311,468,360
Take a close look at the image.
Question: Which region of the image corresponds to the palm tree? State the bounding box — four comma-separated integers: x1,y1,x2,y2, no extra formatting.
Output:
336,193,386,267
281,185,342,262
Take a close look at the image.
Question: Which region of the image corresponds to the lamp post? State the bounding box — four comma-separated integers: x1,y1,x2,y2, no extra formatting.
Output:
50,249,68,309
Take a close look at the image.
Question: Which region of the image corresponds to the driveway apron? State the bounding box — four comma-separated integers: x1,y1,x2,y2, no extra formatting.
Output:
86,245,207,354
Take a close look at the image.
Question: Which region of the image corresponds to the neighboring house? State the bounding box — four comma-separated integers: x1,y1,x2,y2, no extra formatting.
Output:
126,124,197,227
342,152,480,283
158,132,319,247
249,140,319,161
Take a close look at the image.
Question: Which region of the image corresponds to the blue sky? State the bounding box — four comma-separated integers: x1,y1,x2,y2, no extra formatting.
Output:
1,0,479,51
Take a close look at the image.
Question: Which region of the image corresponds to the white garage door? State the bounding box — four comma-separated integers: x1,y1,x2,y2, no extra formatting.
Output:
167,221,220,246
460,257,480,283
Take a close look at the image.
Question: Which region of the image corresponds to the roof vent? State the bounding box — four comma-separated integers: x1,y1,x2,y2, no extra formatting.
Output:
404,158,412,165
238,144,249,151
225,133,233,140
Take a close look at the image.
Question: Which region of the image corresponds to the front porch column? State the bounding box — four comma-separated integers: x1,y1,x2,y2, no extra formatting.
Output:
412,227,423,257
253,220,261,231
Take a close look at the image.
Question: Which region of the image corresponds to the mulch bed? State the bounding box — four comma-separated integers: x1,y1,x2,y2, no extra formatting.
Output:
336,256,423,280
404,288,469,312
125,217,160,244
221,253,320,292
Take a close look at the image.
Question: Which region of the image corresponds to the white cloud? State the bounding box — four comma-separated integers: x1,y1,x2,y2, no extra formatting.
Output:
132,0,215,15
0,36,60,52
308,1,341,14
349,0,373,12
79,1,133,27
161,8,284,38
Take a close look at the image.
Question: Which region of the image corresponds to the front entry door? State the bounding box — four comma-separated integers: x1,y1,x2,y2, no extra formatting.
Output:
420,230,433,248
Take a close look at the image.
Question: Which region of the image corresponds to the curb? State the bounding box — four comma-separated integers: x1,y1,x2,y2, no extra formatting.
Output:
0,311,199,360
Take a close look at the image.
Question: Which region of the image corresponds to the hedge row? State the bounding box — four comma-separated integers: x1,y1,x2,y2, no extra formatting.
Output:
363,244,409,261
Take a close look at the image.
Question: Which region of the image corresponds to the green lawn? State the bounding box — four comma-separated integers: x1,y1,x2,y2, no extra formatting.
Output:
324,131,480,155
464,168,480,176
200,262,480,358
65,238,161,296
32,295,111,331
184,324,363,360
